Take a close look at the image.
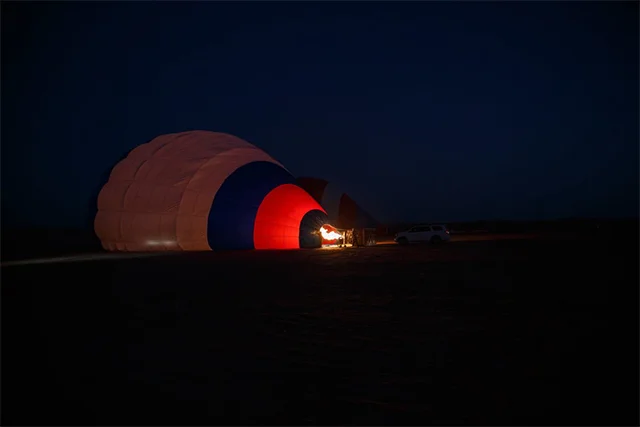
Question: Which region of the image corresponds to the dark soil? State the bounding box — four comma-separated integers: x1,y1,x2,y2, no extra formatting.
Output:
2,234,638,425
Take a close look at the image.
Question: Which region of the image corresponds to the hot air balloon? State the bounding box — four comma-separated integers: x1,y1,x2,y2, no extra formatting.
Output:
296,177,379,247
296,177,378,229
95,131,327,251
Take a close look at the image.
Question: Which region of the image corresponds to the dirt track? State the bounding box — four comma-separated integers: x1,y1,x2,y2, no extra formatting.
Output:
3,235,638,425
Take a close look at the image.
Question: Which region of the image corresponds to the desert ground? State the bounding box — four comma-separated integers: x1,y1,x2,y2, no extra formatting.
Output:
2,233,638,425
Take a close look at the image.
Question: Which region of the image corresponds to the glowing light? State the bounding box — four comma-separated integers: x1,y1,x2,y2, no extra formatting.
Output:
319,226,342,240
146,240,176,246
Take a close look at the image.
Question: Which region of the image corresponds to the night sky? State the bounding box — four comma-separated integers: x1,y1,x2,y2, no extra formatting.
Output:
2,1,638,228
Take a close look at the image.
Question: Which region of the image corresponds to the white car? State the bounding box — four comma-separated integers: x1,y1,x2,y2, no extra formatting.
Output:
394,224,451,245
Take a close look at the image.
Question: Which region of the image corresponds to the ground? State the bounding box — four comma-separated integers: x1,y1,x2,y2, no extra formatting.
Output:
2,234,638,425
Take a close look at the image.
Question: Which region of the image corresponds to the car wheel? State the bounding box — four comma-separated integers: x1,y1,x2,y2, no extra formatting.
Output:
430,235,442,244
397,237,408,245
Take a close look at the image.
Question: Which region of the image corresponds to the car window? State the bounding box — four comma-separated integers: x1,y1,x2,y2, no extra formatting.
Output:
432,226,443,231
409,227,418,232
417,226,431,232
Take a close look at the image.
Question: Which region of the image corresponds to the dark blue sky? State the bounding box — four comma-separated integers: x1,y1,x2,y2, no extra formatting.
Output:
2,1,638,228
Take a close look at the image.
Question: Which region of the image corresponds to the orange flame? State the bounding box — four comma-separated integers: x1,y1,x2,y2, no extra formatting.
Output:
319,226,342,241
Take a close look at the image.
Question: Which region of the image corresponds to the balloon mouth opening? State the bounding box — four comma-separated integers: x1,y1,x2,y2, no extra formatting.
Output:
297,209,329,249
254,185,327,250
